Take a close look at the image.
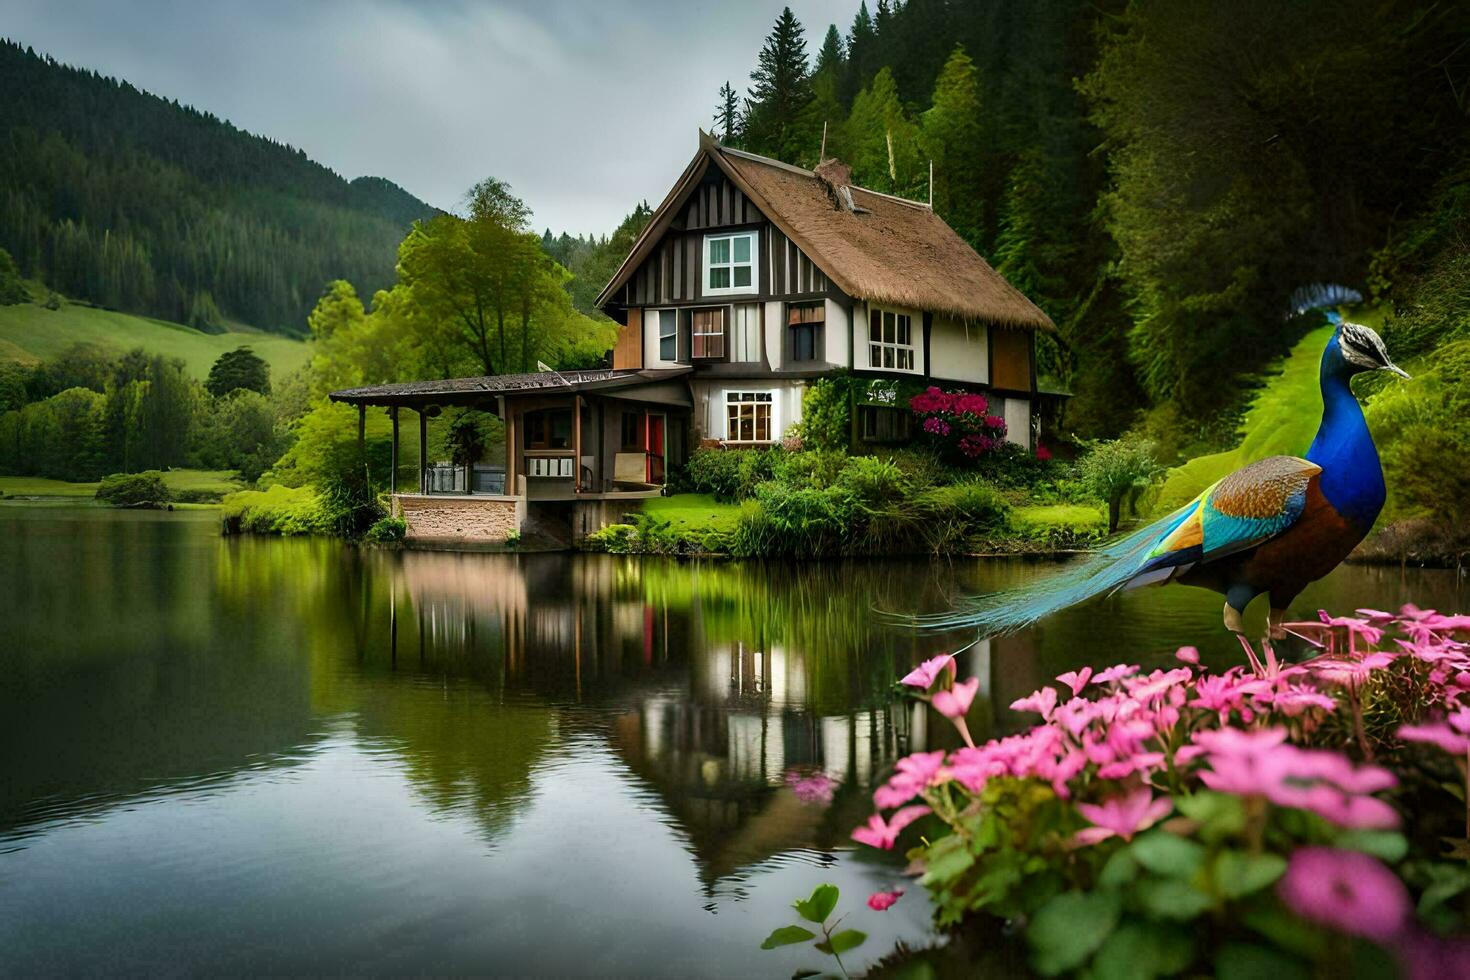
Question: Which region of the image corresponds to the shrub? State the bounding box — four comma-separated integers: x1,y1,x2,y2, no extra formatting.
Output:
221,485,329,535
730,482,857,558
1077,434,1163,531
679,446,784,501
772,448,846,489
1368,339,1470,527
364,516,407,542
909,386,1009,463
835,454,909,505
95,470,171,508
799,374,855,451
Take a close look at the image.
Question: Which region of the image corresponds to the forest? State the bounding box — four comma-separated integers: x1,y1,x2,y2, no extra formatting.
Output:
695,0,1470,455
0,39,435,333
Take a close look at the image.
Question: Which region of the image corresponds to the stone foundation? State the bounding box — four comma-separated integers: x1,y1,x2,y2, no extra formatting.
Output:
395,494,523,543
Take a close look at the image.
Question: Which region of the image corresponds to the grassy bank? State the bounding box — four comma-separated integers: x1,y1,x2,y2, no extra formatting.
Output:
0,299,309,380
0,468,241,501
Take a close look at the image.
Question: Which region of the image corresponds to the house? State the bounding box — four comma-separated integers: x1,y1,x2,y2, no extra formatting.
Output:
597,131,1055,450
329,132,1055,546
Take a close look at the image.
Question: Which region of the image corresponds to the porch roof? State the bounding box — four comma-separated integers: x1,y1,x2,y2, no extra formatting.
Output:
328,367,693,408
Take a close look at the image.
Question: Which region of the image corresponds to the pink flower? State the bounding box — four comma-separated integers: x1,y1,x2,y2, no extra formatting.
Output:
785,770,835,805
1175,646,1200,665
1035,443,1053,461
1399,709,1470,754
1010,685,1058,719
1057,667,1093,696
933,676,980,719
851,805,930,850
901,654,956,690
873,750,946,809
866,889,904,911
1093,664,1139,685
1074,788,1173,846
1277,847,1409,942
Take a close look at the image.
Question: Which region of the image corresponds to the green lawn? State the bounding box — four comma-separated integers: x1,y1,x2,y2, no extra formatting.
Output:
0,468,242,499
1009,503,1107,535
0,299,310,381
642,494,742,532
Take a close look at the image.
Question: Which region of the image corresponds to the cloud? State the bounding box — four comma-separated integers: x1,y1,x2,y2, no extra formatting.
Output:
4,0,855,235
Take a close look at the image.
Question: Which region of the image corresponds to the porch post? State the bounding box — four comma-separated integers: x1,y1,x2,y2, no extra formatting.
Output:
418,409,428,494
573,395,583,493
357,404,365,454
389,406,399,495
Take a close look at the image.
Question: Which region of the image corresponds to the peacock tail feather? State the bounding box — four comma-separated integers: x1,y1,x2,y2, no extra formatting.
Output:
909,500,1202,635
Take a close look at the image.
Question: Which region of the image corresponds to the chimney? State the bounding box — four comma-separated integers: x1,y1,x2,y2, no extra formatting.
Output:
814,158,863,213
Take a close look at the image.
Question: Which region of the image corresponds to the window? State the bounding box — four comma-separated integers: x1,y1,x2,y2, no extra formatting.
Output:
869,307,915,371
654,309,678,361
525,409,572,450
620,411,644,451
726,391,773,442
732,304,761,362
692,308,725,359
704,232,756,296
860,405,913,443
788,302,824,362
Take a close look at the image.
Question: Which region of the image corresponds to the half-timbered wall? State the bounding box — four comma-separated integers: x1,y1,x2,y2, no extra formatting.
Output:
616,168,828,308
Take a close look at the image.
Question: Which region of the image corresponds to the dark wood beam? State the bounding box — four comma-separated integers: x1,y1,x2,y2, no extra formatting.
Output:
389,406,399,495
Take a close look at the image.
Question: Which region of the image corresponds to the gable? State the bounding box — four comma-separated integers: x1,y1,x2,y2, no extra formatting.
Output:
611,164,828,308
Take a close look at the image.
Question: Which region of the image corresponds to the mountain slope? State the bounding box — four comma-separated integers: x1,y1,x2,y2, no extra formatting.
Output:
0,39,437,334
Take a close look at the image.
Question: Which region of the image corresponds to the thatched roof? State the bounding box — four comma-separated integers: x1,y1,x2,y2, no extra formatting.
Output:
329,367,692,407
597,133,1055,332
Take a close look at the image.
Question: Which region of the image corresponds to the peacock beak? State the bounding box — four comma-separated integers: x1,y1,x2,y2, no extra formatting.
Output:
1384,362,1411,380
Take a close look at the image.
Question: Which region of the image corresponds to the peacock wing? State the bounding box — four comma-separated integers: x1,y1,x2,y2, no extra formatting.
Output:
1120,456,1319,591
1199,455,1321,560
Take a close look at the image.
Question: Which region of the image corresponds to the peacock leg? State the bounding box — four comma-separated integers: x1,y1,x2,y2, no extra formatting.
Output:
1224,602,1266,675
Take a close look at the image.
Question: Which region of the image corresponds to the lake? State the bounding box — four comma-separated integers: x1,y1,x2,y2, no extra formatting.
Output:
0,507,1462,976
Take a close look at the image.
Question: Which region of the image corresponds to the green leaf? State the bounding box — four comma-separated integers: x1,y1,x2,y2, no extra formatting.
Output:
1336,829,1409,862
1098,848,1139,889
1135,877,1212,921
815,929,867,955
1176,791,1246,841
1026,890,1122,976
1092,922,1196,980
1240,902,1330,960
920,843,975,887
1214,850,1287,899
1214,942,1310,980
793,884,839,924
760,925,816,949
1129,830,1206,878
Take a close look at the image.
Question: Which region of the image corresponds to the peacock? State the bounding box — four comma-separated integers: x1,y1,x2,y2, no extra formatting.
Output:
928,289,1410,660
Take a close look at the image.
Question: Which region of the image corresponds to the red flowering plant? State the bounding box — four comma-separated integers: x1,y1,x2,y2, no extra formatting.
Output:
908,386,1007,462
847,607,1470,977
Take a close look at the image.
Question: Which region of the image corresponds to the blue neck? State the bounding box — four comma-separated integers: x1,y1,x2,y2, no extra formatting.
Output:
1305,337,1384,528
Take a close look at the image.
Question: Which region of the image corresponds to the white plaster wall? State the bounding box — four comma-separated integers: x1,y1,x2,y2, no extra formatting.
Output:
930,316,988,384
1003,396,1032,449
823,297,851,367
763,300,784,370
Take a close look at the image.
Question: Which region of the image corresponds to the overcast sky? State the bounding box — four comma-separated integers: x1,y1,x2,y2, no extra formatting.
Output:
5,0,856,235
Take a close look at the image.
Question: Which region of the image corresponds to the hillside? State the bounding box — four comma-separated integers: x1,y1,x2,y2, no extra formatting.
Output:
0,39,437,334
0,298,309,381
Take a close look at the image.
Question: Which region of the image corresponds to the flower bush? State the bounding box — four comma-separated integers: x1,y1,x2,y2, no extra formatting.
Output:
909,387,1007,463
852,606,1470,977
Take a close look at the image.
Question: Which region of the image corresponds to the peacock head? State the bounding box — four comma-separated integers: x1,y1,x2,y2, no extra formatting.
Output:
1326,315,1410,380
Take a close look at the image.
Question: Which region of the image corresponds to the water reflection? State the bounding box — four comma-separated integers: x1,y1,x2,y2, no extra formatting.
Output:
0,507,1462,975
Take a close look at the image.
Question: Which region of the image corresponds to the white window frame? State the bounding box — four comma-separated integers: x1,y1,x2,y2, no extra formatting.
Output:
723,390,775,443
732,303,761,362
868,306,917,373
651,308,678,363
703,231,758,297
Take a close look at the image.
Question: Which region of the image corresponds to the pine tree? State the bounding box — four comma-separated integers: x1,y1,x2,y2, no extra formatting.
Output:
921,46,986,247
714,81,742,144
815,25,845,77
743,7,816,163
845,68,924,198
843,2,876,104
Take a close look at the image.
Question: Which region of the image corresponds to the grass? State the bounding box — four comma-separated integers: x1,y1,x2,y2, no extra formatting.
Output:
1008,503,1108,535
641,494,742,532
0,468,242,499
0,298,310,381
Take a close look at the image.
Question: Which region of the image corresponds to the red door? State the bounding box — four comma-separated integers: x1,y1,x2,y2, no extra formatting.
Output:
646,414,665,485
